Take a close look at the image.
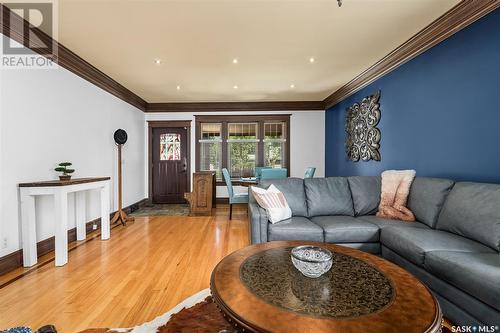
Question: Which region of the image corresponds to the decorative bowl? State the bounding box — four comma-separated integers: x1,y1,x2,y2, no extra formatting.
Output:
291,245,333,278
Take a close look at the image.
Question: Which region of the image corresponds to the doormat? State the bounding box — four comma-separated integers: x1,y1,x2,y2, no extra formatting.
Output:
130,204,190,217
77,289,234,333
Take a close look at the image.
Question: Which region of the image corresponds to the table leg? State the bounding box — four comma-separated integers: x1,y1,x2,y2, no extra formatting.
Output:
76,191,86,241
100,182,110,240
54,191,68,266
20,189,37,267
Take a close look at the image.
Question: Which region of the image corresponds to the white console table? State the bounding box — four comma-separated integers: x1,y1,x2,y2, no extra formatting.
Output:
19,177,111,267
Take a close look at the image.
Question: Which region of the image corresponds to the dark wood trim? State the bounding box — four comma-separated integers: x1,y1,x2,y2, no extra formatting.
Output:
195,114,291,122
195,115,291,178
147,121,192,205
0,198,147,276
215,197,230,205
146,101,324,112
323,0,500,109
0,251,22,277
147,120,192,128
0,4,147,111
257,121,265,167
286,117,291,176
221,120,228,176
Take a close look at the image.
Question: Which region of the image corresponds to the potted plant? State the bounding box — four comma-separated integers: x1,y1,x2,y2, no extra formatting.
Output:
55,162,75,181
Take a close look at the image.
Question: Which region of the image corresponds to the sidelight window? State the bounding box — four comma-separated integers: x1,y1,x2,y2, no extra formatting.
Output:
264,122,286,169
198,123,222,178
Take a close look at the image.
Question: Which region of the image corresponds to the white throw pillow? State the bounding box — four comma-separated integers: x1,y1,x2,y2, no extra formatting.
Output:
251,184,292,224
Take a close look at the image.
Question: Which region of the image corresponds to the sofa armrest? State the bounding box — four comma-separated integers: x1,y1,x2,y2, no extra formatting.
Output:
248,202,269,244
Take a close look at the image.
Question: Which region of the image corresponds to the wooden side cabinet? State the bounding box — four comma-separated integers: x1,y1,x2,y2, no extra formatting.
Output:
184,172,216,216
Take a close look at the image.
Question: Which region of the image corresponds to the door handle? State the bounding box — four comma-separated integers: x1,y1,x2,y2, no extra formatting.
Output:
182,157,187,173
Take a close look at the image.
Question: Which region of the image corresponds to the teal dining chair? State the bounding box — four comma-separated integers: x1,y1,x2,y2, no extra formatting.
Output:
260,168,287,180
304,167,316,178
255,166,272,180
222,168,249,219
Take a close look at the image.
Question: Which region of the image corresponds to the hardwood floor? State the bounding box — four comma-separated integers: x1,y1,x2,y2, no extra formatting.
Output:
0,205,250,332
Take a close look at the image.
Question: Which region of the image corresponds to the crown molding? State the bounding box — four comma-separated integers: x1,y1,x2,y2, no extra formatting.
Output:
323,0,500,109
146,101,325,112
0,4,147,111
2,2,498,113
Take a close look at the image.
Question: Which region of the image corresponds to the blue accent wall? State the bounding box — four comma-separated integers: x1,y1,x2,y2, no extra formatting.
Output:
325,9,500,183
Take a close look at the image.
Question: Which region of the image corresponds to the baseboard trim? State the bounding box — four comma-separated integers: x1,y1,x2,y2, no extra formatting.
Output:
215,198,229,205
0,198,147,276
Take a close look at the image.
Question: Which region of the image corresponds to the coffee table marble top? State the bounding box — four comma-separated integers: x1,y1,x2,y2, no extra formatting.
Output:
210,241,442,333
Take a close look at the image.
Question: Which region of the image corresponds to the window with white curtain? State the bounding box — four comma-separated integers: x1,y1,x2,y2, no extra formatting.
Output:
264,122,286,169
198,123,222,179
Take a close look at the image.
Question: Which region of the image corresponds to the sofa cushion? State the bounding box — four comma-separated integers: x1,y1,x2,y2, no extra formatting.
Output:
407,177,455,228
310,216,379,243
424,251,500,312
304,177,354,217
259,178,308,217
347,176,381,216
249,203,266,243
380,227,495,267
268,216,324,242
382,246,500,326
437,182,500,251
357,215,429,230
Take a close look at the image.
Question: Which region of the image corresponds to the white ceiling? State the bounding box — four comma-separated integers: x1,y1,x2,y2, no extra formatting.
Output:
54,0,459,102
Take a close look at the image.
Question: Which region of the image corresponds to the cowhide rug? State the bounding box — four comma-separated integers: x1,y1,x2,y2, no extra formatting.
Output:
79,289,234,333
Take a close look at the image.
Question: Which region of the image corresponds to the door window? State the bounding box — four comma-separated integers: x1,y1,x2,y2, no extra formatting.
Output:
160,133,181,160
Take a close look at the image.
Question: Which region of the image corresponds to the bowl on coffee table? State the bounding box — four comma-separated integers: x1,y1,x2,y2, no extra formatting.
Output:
290,245,333,278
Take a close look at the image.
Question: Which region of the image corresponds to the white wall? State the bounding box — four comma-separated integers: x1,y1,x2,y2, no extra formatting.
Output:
0,36,146,257
144,111,325,198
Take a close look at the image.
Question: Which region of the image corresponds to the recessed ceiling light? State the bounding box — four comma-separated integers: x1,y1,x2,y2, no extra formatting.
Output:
232,58,238,64
309,57,315,63
233,85,238,89
290,84,295,89
154,59,161,65
176,85,181,90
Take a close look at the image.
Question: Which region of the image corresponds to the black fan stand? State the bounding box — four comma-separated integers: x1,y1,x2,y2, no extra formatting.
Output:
111,129,134,226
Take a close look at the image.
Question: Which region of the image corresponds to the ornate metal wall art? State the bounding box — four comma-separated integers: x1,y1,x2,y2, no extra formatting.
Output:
345,90,381,161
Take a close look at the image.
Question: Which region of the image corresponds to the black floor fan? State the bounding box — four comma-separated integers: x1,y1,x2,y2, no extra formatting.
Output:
112,129,134,226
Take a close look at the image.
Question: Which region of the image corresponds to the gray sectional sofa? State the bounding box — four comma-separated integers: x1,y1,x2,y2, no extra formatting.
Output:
248,176,500,327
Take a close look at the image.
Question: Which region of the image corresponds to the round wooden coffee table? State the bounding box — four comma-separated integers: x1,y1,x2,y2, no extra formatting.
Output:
210,241,442,333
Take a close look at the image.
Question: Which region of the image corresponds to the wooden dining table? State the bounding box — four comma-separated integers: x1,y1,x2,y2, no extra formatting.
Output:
236,178,259,187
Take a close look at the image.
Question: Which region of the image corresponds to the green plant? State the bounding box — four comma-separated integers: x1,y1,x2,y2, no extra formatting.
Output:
55,162,75,176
